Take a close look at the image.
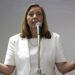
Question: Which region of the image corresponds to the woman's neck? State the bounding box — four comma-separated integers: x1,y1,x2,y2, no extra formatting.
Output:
30,28,37,38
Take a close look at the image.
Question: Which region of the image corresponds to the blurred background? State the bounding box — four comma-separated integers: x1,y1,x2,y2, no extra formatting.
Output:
0,0,75,75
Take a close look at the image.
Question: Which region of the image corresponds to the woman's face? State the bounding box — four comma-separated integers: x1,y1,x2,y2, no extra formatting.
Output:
27,7,43,29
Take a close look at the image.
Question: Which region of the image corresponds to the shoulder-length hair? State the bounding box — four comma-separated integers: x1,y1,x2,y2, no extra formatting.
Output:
20,3,51,39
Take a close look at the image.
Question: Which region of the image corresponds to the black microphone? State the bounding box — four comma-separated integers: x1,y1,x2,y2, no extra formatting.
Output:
36,22,41,35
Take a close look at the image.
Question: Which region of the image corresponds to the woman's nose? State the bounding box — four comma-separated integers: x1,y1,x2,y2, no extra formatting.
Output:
33,14,37,18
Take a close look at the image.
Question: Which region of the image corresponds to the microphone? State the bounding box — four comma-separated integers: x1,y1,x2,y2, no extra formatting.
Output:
35,22,42,75
36,22,41,35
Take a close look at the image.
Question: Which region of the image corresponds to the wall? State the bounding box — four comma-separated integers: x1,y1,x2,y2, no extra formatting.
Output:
0,0,75,75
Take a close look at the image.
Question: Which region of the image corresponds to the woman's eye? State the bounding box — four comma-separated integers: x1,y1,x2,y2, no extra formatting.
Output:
28,12,43,17
28,13,34,16
37,13,42,16
37,13,41,16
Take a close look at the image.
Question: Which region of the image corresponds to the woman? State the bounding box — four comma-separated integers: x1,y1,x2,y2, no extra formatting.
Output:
0,3,75,75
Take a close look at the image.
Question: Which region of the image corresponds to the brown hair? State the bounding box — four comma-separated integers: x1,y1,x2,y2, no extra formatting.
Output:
20,3,51,39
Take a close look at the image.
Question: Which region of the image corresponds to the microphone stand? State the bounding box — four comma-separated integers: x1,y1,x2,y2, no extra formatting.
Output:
37,33,41,75
36,24,42,75
37,31,46,75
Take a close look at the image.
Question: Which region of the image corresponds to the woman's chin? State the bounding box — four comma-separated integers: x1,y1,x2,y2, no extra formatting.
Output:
31,25,36,28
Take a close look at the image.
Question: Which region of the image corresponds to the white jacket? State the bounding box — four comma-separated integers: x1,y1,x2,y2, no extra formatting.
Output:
4,32,66,75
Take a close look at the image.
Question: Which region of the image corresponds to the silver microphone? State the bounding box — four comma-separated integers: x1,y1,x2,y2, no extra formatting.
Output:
36,22,42,75
36,22,41,35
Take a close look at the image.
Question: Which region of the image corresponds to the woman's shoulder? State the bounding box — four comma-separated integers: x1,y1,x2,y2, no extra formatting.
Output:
8,33,21,42
10,33,20,38
51,32,60,38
